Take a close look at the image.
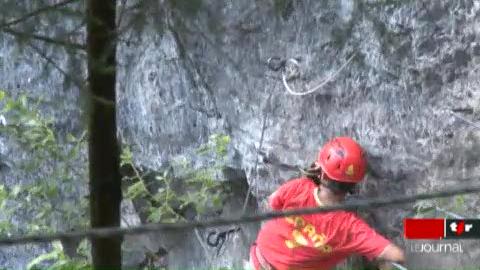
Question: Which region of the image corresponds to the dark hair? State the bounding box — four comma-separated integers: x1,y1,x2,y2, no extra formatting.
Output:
322,179,356,194
300,163,356,194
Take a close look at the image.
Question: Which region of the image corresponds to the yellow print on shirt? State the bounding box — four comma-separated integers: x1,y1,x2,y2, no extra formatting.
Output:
284,216,333,253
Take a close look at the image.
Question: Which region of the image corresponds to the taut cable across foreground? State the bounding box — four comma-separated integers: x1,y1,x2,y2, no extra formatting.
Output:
0,180,479,246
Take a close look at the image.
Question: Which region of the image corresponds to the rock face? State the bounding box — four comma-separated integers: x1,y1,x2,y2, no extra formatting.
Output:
2,0,480,269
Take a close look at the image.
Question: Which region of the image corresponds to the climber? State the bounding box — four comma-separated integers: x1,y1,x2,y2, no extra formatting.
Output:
249,137,405,270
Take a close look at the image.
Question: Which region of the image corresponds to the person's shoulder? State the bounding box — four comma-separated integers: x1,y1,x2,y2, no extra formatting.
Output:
282,177,315,187
338,210,362,221
330,210,361,226
273,177,315,196
341,211,377,231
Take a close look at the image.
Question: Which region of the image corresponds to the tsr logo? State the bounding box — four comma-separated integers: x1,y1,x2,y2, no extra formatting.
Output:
450,221,473,236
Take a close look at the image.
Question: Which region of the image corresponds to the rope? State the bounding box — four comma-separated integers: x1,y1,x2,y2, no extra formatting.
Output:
241,90,273,214
392,262,408,270
206,227,241,256
435,206,465,219
193,228,214,265
282,52,356,96
242,97,270,214
1,181,480,246
450,111,480,130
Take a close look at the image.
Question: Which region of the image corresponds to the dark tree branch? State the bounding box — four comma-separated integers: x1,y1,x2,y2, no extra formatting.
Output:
0,0,80,28
28,43,85,89
2,27,86,50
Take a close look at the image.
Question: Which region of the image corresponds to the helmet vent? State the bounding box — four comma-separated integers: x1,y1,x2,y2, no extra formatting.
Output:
327,154,331,160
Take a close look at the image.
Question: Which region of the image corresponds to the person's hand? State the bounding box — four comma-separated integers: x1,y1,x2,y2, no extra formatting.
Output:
376,243,406,270
377,261,408,270
377,261,394,270
378,243,405,263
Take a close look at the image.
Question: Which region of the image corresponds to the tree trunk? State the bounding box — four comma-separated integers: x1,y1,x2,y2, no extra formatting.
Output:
86,0,121,269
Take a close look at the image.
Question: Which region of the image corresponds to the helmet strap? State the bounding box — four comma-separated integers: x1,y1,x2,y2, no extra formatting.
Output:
300,163,322,185
320,172,356,195
300,164,356,195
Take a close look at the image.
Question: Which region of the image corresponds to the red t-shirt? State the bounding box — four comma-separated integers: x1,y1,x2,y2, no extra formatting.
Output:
253,178,391,270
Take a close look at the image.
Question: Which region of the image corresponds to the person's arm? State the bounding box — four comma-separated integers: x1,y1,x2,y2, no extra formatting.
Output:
268,190,280,209
268,178,303,211
269,186,288,211
375,243,406,270
378,243,405,263
348,216,405,265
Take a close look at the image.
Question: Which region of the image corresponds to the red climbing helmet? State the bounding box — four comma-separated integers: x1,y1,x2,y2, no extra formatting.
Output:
315,137,367,183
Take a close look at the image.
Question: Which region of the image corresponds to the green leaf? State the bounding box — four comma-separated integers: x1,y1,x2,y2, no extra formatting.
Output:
48,259,70,270
195,203,206,214
66,133,77,143
27,241,63,270
152,192,165,203
35,209,47,220
11,185,21,198
19,95,28,108
454,195,465,210
120,146,133,167
173,156,189,169
212,195,222,208
52,241,64,253
0,220,12,234
76,239,91,260
62,201,76,215
24,118,40,127
0,184,7,200
195,144,210,155
46,184,58,198
125,180,148,199
147,209,163,223
3,99,16,112
162,217,179,223
0,90,5,101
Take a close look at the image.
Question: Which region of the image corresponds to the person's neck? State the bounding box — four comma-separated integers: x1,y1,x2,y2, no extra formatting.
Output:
317,185,344,206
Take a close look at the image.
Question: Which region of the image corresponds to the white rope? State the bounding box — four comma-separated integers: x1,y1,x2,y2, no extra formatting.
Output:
194,228,214,266
435,206,465,219
450,111,480,130
392,262,408,270
242,93,272,214
282,52,357,96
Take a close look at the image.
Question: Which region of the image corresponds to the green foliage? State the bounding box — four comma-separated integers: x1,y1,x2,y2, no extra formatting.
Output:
0,184,7,209
0,90,88,234
412,200,435,218
122,134,231,223
454,194,465,212
413,195,468,218
0,90,91,269
1,90,231,267
27,241,90,270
